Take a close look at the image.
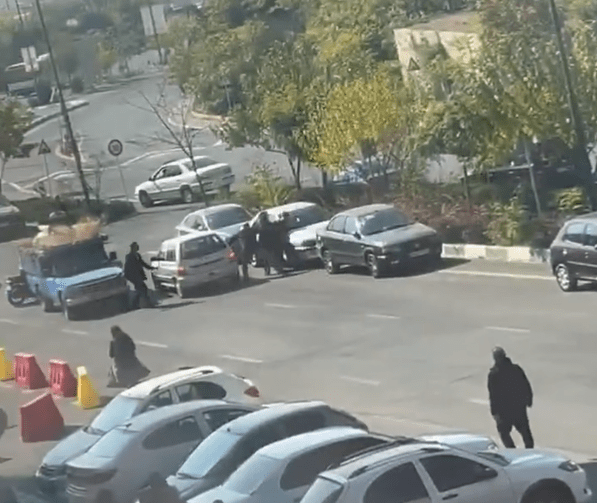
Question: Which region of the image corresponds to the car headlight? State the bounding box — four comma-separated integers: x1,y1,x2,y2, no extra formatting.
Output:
559,460,580,472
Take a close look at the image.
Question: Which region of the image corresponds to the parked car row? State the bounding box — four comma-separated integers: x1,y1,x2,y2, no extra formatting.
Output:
36,366,592,503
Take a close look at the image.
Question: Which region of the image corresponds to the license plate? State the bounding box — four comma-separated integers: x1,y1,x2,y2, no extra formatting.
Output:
410,248,430,258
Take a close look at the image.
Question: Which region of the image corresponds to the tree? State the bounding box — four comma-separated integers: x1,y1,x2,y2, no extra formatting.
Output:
0,102,32,196
97,41,117,75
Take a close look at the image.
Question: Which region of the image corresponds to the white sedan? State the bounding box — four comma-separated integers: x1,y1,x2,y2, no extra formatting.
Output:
175,204,251,242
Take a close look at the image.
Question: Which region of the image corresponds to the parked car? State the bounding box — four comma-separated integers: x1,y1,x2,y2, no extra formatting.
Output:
0,195,24,240
300,437,591,503
168,400,368,501
316,204,442,278
134,156,235,207
65,401,258,503
249,202,329,263
175,204,251,242
150,232,239,298
188,427,392,503
36,366,260,495
549,213,597,291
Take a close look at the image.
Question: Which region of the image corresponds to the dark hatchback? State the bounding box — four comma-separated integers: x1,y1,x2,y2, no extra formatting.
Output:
549,213,597,291
316,204,442,278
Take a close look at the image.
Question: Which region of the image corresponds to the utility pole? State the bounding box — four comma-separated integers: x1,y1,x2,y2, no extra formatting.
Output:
15,0,24,27
147,0,163,65
34,0,91,209
548,0,597,209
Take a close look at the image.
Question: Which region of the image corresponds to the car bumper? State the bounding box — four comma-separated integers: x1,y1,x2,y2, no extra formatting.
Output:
35,470,67,494
377,245,442,268
65,284,128,307
294,246,321,262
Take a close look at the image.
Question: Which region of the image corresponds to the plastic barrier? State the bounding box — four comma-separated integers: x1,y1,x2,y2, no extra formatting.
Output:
49,360,77,398
14,353,48,389
20,392,64,442
0,349,14,381
76,366,100,409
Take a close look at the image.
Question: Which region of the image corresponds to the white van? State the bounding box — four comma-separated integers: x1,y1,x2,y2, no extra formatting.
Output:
150,232,239,297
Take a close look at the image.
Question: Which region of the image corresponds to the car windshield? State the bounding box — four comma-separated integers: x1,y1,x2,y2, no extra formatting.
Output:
205,207,250,230
87,396,143,434
358,209,411,236
40,241,110,277
86,427,138,457
225,454,279,494
178,430,241,478
300,477,344,503
285,207,327,230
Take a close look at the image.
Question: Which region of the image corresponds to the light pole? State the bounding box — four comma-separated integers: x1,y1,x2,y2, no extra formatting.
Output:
33,0,91,209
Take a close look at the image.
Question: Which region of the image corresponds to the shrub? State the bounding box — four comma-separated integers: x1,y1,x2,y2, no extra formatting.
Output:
553,187,589,215
235,165,294,212
71,76,85,94
484,196,532,246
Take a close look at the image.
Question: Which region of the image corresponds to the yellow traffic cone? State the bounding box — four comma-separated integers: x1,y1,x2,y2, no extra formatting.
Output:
76,366,100,409
0,348,14,381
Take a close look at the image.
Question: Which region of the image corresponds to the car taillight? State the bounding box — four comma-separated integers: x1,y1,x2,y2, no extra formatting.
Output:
227,249,237,261
244,386,260,398
177,266,186,276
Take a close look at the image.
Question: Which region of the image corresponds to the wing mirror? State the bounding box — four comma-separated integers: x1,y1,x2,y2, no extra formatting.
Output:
477,467,498,481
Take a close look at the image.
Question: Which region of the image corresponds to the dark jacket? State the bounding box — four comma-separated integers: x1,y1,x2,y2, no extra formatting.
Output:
230,226,257,259
124,252,152,285
488,357,533,417
109,332,136,363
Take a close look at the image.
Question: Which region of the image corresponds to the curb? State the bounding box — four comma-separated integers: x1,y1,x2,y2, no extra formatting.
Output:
29,100,90,129
442,243,550,264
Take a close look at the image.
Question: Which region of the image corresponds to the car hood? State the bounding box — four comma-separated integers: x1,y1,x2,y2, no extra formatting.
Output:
66,451,116,471
497,449,568,466
418,433,497,453
289,221,330,245
363,222,437,247
187,487,248,503
61,266,123,288
168,473,219,500
42,428,101,468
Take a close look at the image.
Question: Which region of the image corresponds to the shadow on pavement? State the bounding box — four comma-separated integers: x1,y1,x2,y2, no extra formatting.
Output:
338,258,470,279
156,300,199,310
59,425,83,440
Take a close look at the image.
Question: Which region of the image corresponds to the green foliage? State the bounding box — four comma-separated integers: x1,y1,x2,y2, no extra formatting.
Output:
484,196,530,246
236,164,294,211
0,101,33,194
97,41,117,75
554,187,589,215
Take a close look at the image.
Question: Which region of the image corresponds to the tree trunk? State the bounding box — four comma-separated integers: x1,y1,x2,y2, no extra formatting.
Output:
523,140,542,218
321,170,328,188
461,160,471,212
295,157,302,190
0,156,7,196
287,156,301,190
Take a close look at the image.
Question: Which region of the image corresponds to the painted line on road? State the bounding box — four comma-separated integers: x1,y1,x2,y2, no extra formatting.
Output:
265,303,296,309
438,270,552,281
366,313,400,320
61,328,89,336
341,375,381,386
137,341,168,349
485,326,531,334
0,319,18,325
220,354,263,364
468,398,490,406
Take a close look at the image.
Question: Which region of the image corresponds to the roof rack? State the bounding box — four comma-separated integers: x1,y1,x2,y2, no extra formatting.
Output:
329,436,420,470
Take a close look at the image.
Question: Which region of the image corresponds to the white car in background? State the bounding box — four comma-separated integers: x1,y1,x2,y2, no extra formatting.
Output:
175,204,251,242
36,366,260,495
250,202,329,263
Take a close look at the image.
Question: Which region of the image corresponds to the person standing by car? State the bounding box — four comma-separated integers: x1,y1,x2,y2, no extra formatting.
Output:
279,212,300,269
124,242,155,309
108,325,150,388
256,213,285,275
488,347,534,448
230,223,257,281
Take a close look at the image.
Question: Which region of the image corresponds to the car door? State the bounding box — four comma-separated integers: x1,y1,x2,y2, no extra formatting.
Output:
362,462,434,503
417,453,515,503
342,217,366,265
581,223,597,279
560,222,587,278
149,166,170,199
162,165,184,200
323,216,348,262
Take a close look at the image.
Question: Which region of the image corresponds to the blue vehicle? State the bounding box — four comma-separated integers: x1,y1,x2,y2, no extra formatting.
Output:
6,236,128,320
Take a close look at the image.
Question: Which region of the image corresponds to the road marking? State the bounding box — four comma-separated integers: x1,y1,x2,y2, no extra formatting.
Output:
265,303,296,309
469,398,490,406
438,270,552,281
485,326,531,334
137,341,168,349
61,329,89,336
0,319,18,325
366,313,400,320
341,375,381,387
220,354,263,364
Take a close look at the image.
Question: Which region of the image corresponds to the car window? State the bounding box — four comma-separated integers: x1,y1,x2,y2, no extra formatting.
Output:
564,222,586,244
165,246,176,262
364,463,430,503
344,217,358,235
155,168,167,179
166,166,182,177
286,207,327,230
585,224,597,247
359,209,411,236
280,437,388,491
187,157,216,169
178,430,242,477
419,454,497,493
181,234,226,259
88,396,143,434
282,411,326,436
142,416,203,450
205,207,250,230
143,390,174,411
203,408,250,430
328,216,347,233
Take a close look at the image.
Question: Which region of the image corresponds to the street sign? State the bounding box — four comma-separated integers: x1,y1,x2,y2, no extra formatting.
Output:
38,139,51,155
408,57,420,72
108,139,123,157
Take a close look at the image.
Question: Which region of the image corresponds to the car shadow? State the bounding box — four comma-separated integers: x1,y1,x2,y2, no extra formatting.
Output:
59,424,83,440
156,300,200,310
337,258,469,279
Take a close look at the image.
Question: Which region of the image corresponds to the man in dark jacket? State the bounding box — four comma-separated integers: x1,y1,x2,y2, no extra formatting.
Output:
230,223,257,281
487,347,534,448
124,242,154,309
256,213,285,275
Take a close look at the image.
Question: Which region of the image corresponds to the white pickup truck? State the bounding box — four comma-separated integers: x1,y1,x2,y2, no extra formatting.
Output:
134,155,235,207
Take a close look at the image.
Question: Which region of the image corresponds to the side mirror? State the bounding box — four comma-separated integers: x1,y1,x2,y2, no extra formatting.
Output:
109,251,117,261
353,232,361,239
477,468,497,481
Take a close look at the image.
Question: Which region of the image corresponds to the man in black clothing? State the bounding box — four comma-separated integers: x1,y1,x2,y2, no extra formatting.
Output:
279,212,301,269
256,213,285,275
124,242,154,309
487,347,534,448
230,223,257,281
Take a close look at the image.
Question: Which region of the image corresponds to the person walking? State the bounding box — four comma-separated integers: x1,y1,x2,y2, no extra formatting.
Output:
124,242,155,309
487,347,534,448
108,325,150,388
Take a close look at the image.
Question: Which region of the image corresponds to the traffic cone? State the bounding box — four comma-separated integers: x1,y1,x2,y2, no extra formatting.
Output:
0,349,14,381
75,366,100,409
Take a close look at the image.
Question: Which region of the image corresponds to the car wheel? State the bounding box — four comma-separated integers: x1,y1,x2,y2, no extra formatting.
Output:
323,250,339,274
176,281,189,298
366,252,383,278
138,191,153,208
62,300,76,321
526,487,574,503
181,187,195,204
555,264,577,292
42,296,54,313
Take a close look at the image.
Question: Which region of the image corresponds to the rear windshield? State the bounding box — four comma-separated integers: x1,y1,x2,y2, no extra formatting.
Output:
206,207,250,230
285,207,327,230
178,430,241,478
358,208,411,236
181,234,226,259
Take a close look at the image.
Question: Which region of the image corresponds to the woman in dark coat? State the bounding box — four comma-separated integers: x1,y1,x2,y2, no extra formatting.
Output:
108,325,150,388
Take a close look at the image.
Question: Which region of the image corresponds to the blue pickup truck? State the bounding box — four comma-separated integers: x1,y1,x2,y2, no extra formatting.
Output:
11,236,128,320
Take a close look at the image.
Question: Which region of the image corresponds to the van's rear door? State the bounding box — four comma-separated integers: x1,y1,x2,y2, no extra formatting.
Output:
180,234,232,285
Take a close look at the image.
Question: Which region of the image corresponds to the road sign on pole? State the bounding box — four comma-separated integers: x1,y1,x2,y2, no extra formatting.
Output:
38,139,51,155
107,139,128,200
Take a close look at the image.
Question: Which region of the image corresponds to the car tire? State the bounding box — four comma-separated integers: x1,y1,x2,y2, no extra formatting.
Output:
42,296,54,313
176,281,189,298
525,487,574,503
366,252,383,278
138,191,153,208
323,250,339,274
181,187,195,204
62,300,77,321
555,263,577,292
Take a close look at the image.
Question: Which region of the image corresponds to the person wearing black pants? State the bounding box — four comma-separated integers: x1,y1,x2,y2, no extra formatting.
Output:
487,347,534,448
124,242,155,309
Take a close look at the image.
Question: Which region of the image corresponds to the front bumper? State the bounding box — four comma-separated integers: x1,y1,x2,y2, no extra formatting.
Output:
293,246,321,262
377,244,442,268
65,284,128,307
35,468,67,494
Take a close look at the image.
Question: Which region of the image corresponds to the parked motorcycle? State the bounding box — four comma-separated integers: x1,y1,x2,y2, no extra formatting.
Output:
5,275,31,306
